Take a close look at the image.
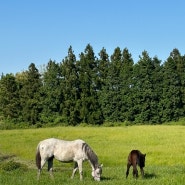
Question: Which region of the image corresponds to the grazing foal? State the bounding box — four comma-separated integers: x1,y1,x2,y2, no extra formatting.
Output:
126,150,146,178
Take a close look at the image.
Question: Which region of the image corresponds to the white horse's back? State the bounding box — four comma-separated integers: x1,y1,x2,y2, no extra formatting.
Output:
38,138,86,161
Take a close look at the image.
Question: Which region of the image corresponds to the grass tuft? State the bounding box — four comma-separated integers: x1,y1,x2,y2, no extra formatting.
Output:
1,160,28,171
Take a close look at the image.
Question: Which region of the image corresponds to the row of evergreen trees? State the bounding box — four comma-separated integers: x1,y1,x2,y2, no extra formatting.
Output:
0,44,185,126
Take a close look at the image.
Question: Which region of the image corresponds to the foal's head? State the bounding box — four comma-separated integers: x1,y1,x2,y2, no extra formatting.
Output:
92,164,103,181
139,153,146,168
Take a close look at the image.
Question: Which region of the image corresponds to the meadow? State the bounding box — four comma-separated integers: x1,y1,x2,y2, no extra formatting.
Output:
1,125,185,185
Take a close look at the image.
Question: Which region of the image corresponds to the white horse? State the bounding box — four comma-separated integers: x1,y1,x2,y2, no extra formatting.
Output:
36,138,103,181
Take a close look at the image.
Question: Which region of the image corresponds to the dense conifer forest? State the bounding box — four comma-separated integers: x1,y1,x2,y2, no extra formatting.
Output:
1,44,185,126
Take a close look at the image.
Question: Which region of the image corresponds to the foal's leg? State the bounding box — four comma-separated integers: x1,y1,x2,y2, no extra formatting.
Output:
71,162,78,179
133,164,138,178
48,157,54,179
126,163,131,178
140,167,144,178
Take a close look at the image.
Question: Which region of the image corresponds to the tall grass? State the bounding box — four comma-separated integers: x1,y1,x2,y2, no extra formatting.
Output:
1,125,185,184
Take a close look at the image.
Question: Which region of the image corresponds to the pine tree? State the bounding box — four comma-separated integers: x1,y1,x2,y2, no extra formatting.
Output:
161,49,183,122
41,60,63,123
61,46,80,125
0,74,20,121
97,47,110,90
77,44,103,124
120,48,134,121
132,51,162,123
102,47,123,122
179,54,185,116
97,48,110,122
19,63,42,124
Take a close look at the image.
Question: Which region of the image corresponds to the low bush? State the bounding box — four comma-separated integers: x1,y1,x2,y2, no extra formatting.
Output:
1,160,28,172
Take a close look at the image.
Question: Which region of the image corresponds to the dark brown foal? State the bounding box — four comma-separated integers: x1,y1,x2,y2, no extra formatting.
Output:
126,150,146,178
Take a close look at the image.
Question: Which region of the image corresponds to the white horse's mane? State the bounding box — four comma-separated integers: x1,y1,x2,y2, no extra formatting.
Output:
82,143,99,168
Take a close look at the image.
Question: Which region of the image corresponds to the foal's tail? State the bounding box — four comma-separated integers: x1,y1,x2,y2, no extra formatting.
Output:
36,145,41,169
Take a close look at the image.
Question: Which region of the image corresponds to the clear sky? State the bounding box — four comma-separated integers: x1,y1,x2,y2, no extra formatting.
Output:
1,0,185,75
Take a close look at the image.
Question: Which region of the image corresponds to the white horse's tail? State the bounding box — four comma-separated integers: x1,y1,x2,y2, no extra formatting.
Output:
36,145,41,169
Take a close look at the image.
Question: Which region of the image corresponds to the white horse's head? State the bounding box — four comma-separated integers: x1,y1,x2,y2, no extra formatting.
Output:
92,164,103,181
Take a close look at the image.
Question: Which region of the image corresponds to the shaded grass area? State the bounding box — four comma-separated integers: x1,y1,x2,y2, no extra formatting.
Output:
1,126,185,184
0,153,15,162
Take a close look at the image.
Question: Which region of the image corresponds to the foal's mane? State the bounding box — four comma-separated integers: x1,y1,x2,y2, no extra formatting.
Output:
82,143,98,168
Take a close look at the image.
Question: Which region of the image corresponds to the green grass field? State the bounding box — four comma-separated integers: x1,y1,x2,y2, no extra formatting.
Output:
1,126,185,185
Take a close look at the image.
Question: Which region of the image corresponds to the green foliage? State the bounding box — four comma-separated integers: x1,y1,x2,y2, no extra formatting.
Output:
1,46,185,126
17,63,42,125
1,160,28,171
61,46,80,125
77,44,103,124
40,60,63,123
0,74,20,120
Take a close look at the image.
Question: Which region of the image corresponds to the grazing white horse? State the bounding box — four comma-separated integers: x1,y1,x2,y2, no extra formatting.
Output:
36,138,103,181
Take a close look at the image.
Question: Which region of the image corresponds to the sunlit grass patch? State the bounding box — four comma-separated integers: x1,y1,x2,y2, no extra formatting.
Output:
1,125,185,184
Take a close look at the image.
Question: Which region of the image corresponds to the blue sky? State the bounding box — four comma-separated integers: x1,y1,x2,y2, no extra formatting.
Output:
1,0,185,75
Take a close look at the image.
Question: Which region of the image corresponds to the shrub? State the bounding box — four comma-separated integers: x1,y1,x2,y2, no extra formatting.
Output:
1,160,28,171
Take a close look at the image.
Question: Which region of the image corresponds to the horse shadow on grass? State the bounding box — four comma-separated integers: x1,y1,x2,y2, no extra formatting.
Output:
144,172,157,179
100,176,112,181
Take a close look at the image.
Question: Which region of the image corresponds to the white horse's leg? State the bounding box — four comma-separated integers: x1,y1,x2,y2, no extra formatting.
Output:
37,169,41,180
77,160,83,180
48,157,54,179
71,162,78,179
37,159,46,180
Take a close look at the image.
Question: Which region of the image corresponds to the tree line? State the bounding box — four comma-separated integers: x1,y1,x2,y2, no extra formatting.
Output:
0,44,185,126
